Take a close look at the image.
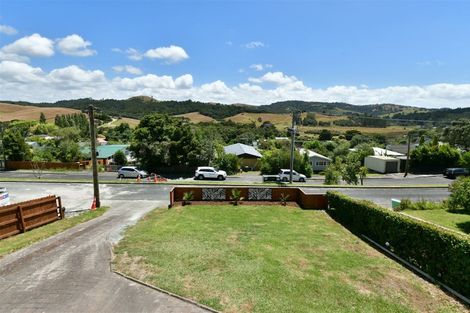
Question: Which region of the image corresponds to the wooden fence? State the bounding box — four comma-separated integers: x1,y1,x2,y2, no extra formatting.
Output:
0,195,64,240
169,186,328,210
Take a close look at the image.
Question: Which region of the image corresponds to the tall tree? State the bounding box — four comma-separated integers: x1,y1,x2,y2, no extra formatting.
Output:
39,112,47,124
130,114,204,170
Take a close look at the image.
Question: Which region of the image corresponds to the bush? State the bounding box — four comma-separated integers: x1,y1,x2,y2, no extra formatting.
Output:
447,177,470,213
324,164,341,185
113,150,127,166
410,143,461,173
327,191,470,298
318,129,332,141
260,149,312,177
397,199,443,211
214,153,240,175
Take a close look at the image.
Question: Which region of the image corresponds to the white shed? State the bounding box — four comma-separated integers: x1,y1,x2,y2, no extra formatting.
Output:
364,156,400,174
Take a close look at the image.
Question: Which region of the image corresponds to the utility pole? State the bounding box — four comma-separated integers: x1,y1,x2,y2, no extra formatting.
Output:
289,111,298,184
404,132,411,177
88,105,100,207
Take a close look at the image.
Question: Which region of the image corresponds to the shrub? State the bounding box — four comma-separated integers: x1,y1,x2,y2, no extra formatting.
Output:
410,143,461,173
260,149,312,177
327,191,470,298
214,153,240,175
397,199,443,211
324,164,341,185
447,177,470,213
113,150,127,166
182,191,193,206
318,129,332,141
230,189,244,205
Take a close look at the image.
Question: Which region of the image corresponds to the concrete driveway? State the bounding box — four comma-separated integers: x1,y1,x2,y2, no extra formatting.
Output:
0,199,207,313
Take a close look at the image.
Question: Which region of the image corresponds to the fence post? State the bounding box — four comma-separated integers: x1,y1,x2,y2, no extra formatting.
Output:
57,196,64,219
17,205,26,233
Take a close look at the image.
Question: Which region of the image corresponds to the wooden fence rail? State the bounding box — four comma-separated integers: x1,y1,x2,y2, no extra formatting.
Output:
169,186,328,210
0,195,64,240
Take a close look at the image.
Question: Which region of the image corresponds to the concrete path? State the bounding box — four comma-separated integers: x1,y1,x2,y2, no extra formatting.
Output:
0,200,207,313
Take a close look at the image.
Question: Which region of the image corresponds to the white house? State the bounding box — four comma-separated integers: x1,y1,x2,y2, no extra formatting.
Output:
299,148,331,172
364,155,400,173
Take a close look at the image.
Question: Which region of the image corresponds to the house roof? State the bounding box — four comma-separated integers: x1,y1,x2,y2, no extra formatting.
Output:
81,144,129,159
224,143,262,158
299,148,331,161
373,147,404,157
366,155,400,161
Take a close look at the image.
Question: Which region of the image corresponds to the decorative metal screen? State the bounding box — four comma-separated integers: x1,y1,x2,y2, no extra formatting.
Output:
248,188,272,200
202,188,226,200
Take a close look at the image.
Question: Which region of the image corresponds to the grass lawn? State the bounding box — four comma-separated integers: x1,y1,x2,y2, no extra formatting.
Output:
113,205,465,313
0,207,107,258
402,209,470,234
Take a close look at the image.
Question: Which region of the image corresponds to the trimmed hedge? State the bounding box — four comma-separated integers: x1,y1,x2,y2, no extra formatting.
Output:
326,191,470,298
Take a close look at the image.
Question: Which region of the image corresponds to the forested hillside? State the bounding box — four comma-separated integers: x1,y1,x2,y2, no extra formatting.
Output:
2,97,459,121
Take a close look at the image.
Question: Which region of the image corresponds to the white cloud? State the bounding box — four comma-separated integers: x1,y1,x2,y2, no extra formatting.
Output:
0,60,44,83
175,74,193,89
144,45,189,64
249,71,297,85
249,63,273,71
2,63,470,109
0,50,30,63
57,34,96,57
126,48,143,61
1,33,54,57
245,41,265,49
0,25,18,35
200,80,231,94
112,65,143,75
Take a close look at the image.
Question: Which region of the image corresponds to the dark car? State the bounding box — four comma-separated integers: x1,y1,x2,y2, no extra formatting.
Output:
443,168,469,179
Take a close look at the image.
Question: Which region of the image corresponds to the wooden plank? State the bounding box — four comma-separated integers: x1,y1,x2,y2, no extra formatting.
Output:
23,206,58,219
0,229,21,240
0,218,18,228
17,205,26,233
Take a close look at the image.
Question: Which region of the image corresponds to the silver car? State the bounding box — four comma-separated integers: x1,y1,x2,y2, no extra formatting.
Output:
117,166,148,178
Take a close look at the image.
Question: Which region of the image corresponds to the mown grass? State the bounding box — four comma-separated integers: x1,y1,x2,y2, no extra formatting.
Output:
0,207,107,258
403,209,470,234
113,205,465,313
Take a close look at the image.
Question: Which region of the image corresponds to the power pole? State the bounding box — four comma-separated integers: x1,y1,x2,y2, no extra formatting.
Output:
88,105,100,207
404,132,411,177
289,111,298,184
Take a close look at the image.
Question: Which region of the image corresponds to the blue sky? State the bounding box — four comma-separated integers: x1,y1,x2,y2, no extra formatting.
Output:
1,0,470,107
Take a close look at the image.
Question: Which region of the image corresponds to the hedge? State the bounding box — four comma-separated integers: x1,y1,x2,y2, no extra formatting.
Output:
326,191,470,298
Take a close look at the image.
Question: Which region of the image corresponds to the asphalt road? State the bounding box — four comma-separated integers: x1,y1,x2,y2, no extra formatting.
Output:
0,170,452,186
1,182,450,212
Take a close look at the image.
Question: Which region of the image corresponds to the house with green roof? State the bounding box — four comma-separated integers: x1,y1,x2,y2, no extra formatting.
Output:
81,144,133,165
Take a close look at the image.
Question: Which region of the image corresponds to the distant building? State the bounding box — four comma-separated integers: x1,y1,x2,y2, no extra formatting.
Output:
372,147,404,157
364,156,400,174
224,143,263,170
81,144,133,165
299,148,331,172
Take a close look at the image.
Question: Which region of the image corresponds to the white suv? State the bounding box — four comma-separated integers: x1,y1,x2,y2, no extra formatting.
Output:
195,166,227,180
279,169,307,182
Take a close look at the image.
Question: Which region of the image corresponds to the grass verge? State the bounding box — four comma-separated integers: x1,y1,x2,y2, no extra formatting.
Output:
402,209,470,234
0,207,107,258
113,205,465,313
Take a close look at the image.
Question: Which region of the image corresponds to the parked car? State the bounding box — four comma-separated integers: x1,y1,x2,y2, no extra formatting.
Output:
279,169,307,182
117,166,148,178
263,169,307,182
443,167,469,179
195,166,227,180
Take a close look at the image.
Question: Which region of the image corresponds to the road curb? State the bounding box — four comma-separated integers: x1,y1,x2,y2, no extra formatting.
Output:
109,248,220,313
0,178,449,189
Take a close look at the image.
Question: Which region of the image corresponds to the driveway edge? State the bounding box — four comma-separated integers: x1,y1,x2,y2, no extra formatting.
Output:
109,248,220,313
